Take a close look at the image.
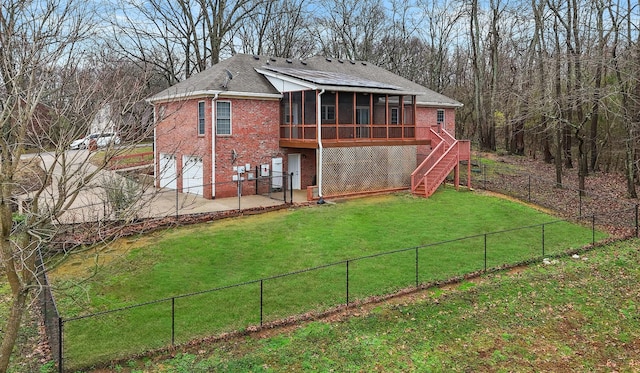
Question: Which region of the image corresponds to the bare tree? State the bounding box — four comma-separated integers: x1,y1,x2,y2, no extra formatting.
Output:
0,1,153,371
238,0,314,58
609,0,639,197
312,0,389,61
110,0,260,85
470,0,492,150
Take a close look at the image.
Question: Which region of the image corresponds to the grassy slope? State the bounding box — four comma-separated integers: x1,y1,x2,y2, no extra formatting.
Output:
48,189,608,370
123,239,640,372
54,189,600,309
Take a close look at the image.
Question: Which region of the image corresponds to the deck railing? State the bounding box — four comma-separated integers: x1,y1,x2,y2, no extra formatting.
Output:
280,123,419,142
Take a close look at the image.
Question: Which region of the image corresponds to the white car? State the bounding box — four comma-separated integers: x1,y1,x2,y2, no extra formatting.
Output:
70,133,121,150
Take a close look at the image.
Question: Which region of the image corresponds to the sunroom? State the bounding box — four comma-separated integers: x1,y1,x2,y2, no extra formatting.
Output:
256,66,431,149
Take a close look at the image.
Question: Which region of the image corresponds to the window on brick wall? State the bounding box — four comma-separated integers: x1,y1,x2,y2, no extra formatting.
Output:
437,109,445,125
198,101,205,135
216,101,231,135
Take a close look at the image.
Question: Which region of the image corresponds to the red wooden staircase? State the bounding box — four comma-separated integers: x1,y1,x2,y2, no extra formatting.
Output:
411,126,471,198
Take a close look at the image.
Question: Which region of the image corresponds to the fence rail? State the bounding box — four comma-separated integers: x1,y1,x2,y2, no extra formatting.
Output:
40,207,638,372
40,203,638,372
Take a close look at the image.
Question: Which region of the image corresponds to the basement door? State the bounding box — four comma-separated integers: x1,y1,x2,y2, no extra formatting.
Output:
288,153,301,189
159,153,177,189
182,155,204,196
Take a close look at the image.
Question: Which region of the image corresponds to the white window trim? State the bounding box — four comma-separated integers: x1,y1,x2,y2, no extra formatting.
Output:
437,109,445,125
321,104,335,121
215,100,232,136
198,101,206,136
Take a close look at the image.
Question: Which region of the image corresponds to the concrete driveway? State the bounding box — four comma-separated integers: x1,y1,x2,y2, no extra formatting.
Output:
28,148,308,224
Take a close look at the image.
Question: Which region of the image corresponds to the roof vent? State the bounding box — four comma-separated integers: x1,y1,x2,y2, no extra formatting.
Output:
286,58,292,63
221,69,233,89
350,60,356,64
300,60,307,65
253,55,259,60
326,57,332,62
338,59,344,63
270,57,276,62
362,62,367,66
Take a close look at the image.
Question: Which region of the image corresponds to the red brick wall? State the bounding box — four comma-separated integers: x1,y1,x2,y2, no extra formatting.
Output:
214,98,282,198
415,106,457,134
155,98,459,199
155,99,213,197
282,148,317,187
415,106,458,161
155,97,285,199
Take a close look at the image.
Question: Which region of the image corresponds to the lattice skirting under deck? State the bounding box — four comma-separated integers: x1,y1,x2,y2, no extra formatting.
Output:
321,145,417,196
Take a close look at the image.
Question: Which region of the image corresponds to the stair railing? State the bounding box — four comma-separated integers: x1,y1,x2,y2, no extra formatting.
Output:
423,142,460,196
411,128,446,190
411,126,459,194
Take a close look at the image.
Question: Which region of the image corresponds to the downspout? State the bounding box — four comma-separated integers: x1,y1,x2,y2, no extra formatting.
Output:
211,93,219,198
317,89,325,198
152,104,157,188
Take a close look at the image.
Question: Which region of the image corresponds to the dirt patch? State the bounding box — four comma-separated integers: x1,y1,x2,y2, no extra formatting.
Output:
48,235,157,282
476,189,557,215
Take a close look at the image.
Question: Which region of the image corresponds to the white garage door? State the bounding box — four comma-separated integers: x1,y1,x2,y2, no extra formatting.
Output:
183,155,204,196
159,153,177,189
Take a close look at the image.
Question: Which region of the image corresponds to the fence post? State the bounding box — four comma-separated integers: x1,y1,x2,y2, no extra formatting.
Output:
346,260,350,307
58,318,63,373
592,215,596,246
528,175,531,201
290,172,294,204
579,191,582,217
283,172,287,203
415,247,419,288
238,177,242,211
171,297,175,346
484,234,487,272
541,224,545,257
255,166,259,195
260,280,264,326
636,205,638,238
483,164,487,190
175,187,179,221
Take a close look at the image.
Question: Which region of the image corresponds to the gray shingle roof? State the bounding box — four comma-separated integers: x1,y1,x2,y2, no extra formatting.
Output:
148,54,462,107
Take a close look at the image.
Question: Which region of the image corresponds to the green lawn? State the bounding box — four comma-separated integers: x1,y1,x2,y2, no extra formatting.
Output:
50,189,607,370
90,145,153,167
124,239,640,373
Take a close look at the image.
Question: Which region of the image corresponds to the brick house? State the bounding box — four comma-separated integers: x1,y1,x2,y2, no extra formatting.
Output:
148,54,470,200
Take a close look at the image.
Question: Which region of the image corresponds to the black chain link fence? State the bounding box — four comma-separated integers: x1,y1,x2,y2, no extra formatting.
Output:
37,158,640,372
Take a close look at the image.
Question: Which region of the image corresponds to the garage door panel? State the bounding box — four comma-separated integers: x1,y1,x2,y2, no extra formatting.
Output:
159,153,176,189
183,155,203,196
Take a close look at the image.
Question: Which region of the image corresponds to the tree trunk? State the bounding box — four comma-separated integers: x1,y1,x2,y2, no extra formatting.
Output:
471,0,492,151
553,15,563,187
0,289,28,373
542,117,554,163
563,125,573,169
625,137,637,198
556,124,563,188
590,2,604,172
577,133,587,196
